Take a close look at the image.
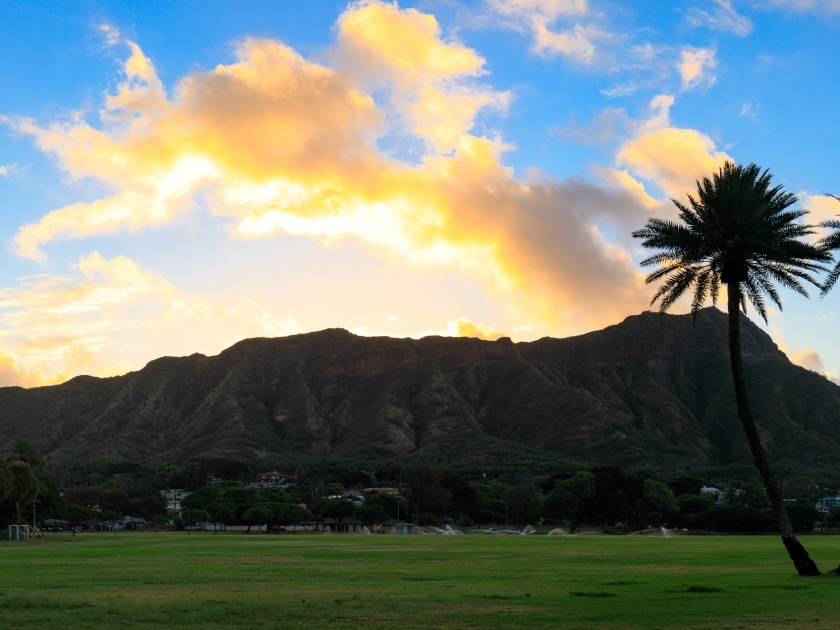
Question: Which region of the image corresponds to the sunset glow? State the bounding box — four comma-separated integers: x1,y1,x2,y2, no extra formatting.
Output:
1,0,838,386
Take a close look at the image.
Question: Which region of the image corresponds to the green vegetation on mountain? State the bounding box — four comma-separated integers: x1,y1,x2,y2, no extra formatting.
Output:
1,308,839,477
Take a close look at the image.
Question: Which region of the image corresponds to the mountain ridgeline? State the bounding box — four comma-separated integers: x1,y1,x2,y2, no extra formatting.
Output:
2,308,839,472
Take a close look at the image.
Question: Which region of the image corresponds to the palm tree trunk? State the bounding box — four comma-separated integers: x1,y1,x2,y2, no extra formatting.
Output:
727,282,820,576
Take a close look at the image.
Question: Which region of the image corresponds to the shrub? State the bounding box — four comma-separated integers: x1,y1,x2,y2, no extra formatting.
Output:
455,515,474,528
418,513,437,527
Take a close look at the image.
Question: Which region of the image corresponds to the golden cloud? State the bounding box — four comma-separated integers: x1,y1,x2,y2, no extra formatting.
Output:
418,317,507,341
0,252,301,385
8,0,660,340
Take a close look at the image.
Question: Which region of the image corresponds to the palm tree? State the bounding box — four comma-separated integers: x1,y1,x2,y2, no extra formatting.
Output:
817,194,840,293
9,460,40,523
632,161,831,576
8,438,42,467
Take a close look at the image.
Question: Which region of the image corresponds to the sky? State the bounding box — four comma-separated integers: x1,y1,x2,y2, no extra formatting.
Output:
0,0,839,387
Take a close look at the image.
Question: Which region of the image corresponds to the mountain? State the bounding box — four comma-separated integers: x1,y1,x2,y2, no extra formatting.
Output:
2,308,840,473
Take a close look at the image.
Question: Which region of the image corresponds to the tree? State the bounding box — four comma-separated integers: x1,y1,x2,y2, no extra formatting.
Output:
675,494,714,527
505,479,542,528
316,498,356,530
632,161,829,575
181,485,220,511
639,480,679,527
181,508,211,534
401,463,451,525
543,471,595,533
441,476,481,522
781,476,816,501
0,461,13,503
154,514,170,533
208,498,238,532
355,502,389,526
64,505,101,531
276,504,313,533
9,461,40,523
30,474,61,516
241,506,273,534
815,194,840,292
8,438,42,467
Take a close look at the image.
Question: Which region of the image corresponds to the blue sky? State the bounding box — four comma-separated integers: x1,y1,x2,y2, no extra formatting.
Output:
0,0,839,386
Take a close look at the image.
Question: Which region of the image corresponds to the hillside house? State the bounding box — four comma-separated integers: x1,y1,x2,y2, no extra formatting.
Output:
251,471,293,487
163,489,190,512
815,495,840,513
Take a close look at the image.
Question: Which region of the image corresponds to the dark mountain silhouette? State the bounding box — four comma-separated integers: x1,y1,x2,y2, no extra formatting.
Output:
2,308,839,472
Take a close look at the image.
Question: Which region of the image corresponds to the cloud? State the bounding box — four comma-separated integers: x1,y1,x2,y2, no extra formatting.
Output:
762,0,840,12
678,46,717,92
0,163,23,178
487,0,607,63
0,252,301,386
685,0,752,36
417,317,507,340
6,0,656,337
603,94,731,201
335,1,510,153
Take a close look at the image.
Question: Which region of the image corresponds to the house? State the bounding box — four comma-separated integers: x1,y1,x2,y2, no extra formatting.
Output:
322,517,365,533
363,487,399,495
163,489,190,512
342,490,365,504
124,516,146,530
380,519,409,534
254,471,293,486
701,486,726,505
815,496,840,513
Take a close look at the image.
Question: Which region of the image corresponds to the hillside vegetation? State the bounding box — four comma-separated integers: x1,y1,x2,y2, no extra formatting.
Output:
1,308,839,473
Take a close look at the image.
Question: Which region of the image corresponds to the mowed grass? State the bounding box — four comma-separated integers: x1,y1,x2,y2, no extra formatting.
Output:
1,533,840,629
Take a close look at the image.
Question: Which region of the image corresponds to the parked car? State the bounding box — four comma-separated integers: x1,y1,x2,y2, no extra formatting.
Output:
506,528,522,535
407,527,425,534
527,529,544,535
485,528,501,535
456,528,470,535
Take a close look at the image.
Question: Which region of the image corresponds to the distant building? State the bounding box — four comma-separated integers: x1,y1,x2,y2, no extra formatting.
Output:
163,489,190,513
363,487,399,495
815,496,840,513
379,519,409,534
124,516,146,530
251,471,293,487
322,517,365,533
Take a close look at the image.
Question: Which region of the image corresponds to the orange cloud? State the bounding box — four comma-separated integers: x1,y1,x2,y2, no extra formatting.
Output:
418,317,507,340
0,252,300,384
7,0,654,339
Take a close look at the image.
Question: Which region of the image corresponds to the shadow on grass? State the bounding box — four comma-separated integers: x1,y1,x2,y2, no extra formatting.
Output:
686,585,725,593
570,591,616,598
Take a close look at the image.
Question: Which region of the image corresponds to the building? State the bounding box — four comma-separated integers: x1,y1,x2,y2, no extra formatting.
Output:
124,516,146,530
363,487,399,495
701,486,726,505
379,519,409,534
322,517,365,533
163,489,190,513
251,471,293,487
815,495,840,513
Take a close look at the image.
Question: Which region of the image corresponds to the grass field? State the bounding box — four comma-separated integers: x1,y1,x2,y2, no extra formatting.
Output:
2,532,840,629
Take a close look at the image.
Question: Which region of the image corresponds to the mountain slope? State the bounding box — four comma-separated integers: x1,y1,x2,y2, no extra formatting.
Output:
2,308,839,471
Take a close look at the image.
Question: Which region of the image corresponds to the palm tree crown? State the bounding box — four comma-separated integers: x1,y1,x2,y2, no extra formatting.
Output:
8,438,42,468
817,194,840,293
632,161,831,319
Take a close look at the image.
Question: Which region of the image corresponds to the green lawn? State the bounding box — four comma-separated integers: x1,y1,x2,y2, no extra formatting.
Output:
2,532,839,629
